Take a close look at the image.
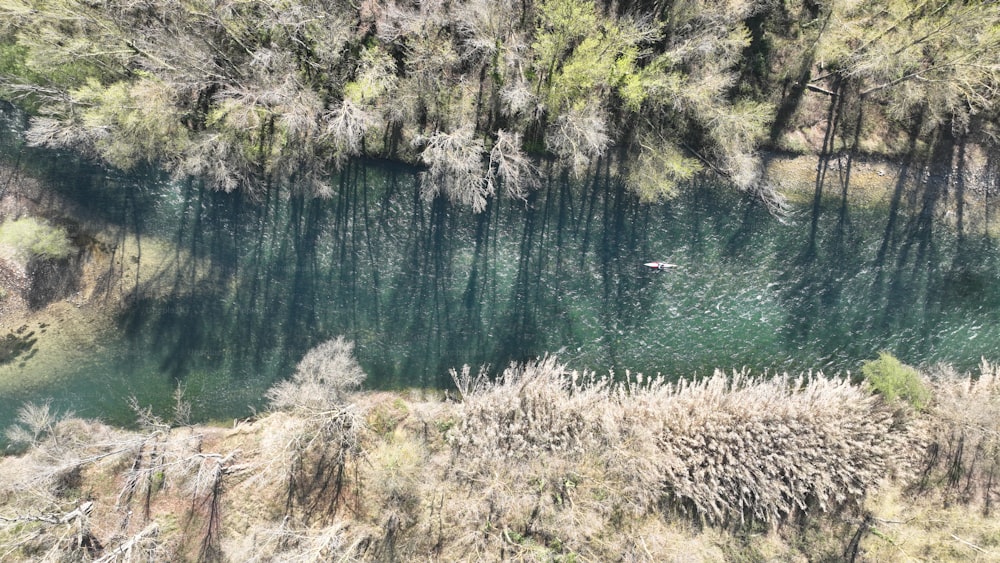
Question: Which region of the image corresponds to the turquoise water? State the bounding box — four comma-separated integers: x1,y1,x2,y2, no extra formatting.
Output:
2,103,999,430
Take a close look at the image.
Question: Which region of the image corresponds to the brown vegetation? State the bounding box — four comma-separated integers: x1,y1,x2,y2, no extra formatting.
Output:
4,341,1000,561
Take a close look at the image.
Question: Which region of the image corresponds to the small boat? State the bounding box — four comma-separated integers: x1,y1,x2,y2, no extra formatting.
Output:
644,261,678,271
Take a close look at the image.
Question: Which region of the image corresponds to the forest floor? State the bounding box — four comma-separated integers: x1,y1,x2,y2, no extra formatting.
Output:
764,149,1000,238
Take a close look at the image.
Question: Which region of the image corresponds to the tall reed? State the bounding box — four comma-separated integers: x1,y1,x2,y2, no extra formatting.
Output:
449,358,901,525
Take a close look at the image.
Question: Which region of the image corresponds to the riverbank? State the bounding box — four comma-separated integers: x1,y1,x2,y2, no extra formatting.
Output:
0,169,112,390
764,148,1000,236
2,351,999,561
0,161,217,397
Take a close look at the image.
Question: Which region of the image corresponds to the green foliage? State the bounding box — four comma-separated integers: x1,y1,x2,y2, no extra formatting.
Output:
2,0,999,209
538,7,645,113
532,0,599,85
0,43,27,78
73,76,189,170
342,45,397,105
627,141,702,202
706,99,774,189
0,217,74,260
621,53,678,110
861,352,930,410
0,0,125,88
206,98,273,158
809,0,1000,135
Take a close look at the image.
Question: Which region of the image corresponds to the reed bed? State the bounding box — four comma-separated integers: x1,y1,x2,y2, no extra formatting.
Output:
6,348,994,562
448,357,901,526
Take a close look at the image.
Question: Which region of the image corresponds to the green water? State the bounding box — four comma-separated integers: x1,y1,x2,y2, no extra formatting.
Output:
2,103,1000,430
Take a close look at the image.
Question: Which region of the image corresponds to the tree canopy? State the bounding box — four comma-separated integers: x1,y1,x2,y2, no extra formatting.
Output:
1,0,998,210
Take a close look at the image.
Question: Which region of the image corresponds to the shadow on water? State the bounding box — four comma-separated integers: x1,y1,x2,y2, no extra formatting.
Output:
0,326,37,366
778,83,864,367
3,103,1000,427
778,106,1000,371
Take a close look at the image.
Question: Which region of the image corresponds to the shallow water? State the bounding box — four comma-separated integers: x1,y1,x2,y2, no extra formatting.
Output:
1,104,999,430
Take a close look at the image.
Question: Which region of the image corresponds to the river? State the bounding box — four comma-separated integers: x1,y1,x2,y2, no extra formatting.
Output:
2,103,999,430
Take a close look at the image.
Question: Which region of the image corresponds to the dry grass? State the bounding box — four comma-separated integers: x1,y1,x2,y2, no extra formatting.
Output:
861,484,1000,561
0,417,156,561
916,361,1000,509
449,357,901,526
5,350,1000,561
829,360,1000,561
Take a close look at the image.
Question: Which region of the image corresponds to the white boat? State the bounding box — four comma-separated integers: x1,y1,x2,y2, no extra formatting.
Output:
643,261,677,271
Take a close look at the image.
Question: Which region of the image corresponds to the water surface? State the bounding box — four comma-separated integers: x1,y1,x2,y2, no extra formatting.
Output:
1,104,998,429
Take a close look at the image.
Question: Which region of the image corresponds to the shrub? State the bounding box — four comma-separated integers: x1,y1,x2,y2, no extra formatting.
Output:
448,357,612,460
918,361,1000,505
861,352,931,410
622,371,898,525
267,336,366,413
0,217,74,261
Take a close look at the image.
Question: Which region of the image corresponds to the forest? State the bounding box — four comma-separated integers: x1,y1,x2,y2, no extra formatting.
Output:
0,0,998,211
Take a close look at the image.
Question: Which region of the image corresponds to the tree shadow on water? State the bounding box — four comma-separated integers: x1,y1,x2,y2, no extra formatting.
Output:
874,128,954,344
778,91,872,362
0,325,37,366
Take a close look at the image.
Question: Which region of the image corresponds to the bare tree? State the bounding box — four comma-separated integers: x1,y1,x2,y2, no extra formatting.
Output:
321,100,374,167
546,104,611,177
487,130,539,201
23,117,101,161
267,336,366,413
262,337,366,523
414,126,491,212
4,401,62,449
499,79,535,118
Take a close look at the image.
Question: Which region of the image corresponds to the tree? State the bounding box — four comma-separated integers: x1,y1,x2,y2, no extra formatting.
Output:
4,0,997,211
803,0,1000,146
545,102,612,177
4,401,61,448
627,137,702,202
488,130,539,201
413,126,490,213
1,0,360,197
617,0,776,199
267,336,366,412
